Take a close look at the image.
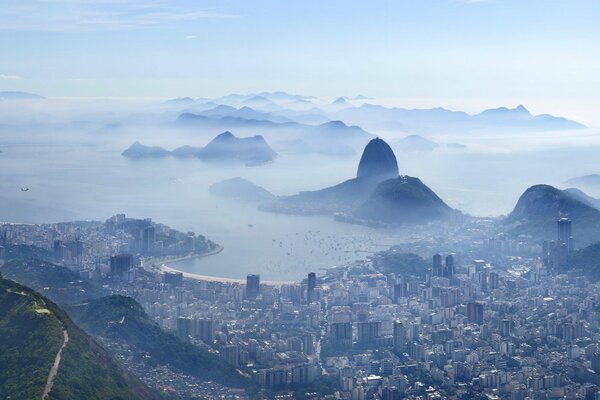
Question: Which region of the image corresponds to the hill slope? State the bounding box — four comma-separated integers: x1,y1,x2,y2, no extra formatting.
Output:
69,295,252,389
0,276,159,400
353,176,454,225
505,184,600,246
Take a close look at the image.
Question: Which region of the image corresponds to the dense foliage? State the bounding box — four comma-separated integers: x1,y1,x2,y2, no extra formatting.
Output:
0,277,160,400
372,251,429,277
0,258,107,305
569,242,600,281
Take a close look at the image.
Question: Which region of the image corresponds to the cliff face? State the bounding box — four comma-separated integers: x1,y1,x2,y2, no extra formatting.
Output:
356,137,399,180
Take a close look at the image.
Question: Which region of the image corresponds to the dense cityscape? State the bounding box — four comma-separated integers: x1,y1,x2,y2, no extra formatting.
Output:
4,213,600,399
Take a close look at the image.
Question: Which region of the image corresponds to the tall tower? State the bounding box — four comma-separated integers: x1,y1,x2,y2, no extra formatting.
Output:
246,274,260,300
433,254,442,277
307,272,316,303
557,218,573,253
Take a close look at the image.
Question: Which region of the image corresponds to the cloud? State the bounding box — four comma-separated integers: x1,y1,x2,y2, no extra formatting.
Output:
0,1,238,32
0,74,22,80
185,35,197,40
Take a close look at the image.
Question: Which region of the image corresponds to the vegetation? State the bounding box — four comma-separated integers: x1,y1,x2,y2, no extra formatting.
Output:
0,276,160,400
569,242,600,281
372,251,429,277
69,295,253,389
0,258,107,305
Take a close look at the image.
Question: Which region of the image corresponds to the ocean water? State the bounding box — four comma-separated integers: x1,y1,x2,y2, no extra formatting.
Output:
2,103,600,280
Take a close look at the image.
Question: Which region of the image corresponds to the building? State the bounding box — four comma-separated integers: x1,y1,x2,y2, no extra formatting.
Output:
357,321,380,348
141,226,156,253
330,322,353,348
164,271,183,286
110,253,133,277
246,274,260,300
307,272,316,303
220,344,239,367
177,316,193,341
393,320,406,354
302,332,315,355
196,319,215,344
467,301,484,325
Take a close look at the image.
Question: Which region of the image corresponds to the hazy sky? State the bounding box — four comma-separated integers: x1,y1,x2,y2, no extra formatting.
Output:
1,0,599,118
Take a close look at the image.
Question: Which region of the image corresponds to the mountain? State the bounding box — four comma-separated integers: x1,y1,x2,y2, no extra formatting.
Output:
171,144,203,157
122,141,170,158
210,177,274,203
353,176,454,225
195,104,292,123
261,138,399,215
565,174,600,190
261,137,453,226
505,184,600,246
356,137,399,180
394,135,439,152
0,275,159,400
164,96,195,105
472,105,585,131
122,132,277,165
68,295,252,389
569,243,600,281
176,112,373,155
0,258,107,305
332,103,584,134
0,91,45,100
563,187,600,210
197,131,277,165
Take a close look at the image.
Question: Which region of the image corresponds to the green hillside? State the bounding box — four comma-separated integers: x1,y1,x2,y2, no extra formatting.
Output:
69,295,253,389
0,275,160,400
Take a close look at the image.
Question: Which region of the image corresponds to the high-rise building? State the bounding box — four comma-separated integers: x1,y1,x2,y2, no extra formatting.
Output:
302,332,315,355
246,274,260,300
307,272,316,303
445,254,454,278
433,254,443,276
142,226,156,253
177,316,193,341
330,322,352,348
220,344,239,367
357,321,380,348
110,253,133,277
393,320,406,354
467,302,484,325
557,218,573,252
196,319,215,344
53,239,65,260
164,271,183,286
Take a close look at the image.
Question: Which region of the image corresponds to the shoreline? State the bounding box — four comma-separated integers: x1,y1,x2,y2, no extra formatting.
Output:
154,245,296,286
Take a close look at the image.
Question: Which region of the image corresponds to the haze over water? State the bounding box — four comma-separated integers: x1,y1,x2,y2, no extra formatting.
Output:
1,99,599,280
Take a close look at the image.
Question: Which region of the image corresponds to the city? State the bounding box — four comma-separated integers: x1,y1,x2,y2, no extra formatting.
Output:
3,214,600,399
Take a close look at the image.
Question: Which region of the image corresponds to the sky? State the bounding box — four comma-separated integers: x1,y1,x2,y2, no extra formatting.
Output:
1,0,599,122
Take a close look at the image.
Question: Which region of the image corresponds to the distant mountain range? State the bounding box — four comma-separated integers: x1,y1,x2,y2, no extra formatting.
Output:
332,104,584,134
0,273,159,399
210,177,275,203
394,135,440,152
177,111,373,156
565,174,600,191
504,184,600,246
122,131,278,166
166,92,584,139
0,91,45,100
260,138,455,226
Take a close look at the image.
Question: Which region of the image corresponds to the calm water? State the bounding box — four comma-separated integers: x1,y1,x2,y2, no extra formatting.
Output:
2,114,600,280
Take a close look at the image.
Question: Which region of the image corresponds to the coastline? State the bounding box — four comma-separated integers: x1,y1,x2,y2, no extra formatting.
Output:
154,245,296,286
